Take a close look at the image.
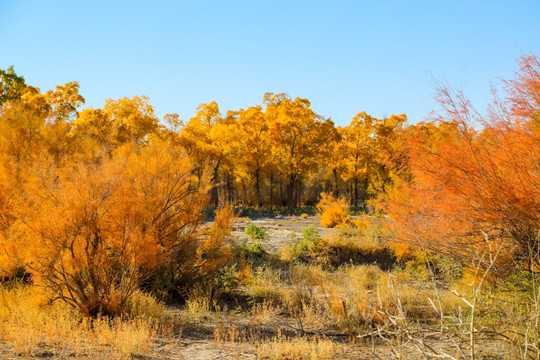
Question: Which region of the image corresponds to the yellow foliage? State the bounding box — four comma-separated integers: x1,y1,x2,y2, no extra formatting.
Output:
352,213,370,229
316,192,350,228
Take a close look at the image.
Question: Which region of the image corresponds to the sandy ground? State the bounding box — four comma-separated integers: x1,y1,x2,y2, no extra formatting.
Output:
230,215,334,252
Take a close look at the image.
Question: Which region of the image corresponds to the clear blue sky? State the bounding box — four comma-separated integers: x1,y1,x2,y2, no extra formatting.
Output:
1,1,539,126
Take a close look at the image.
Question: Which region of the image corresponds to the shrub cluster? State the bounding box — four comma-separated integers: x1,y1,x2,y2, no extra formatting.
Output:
316,193,350,228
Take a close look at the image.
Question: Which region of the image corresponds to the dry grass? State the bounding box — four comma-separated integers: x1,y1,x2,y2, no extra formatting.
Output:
345,264,387,290
316,232,391,268
185,286,213,320
256,336,340,360
0,285,168,359
249,300,280,326
124,288,167,320
245,266,284,303
246,258,465,335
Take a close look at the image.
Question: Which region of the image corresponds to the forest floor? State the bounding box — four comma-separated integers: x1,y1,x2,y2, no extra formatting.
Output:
1,215,510,360
172,215,507,360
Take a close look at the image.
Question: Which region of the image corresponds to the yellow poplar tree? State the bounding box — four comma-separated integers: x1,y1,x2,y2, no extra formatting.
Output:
264,93,337,207
338,112,406,205
180,101,237,207
234,105,271,207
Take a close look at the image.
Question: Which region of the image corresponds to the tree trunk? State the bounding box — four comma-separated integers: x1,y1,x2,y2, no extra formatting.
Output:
287,174,297,208
279,179,284,206
270,173,274,210
226,172,233,204
333,169,339,197
211,162,220,208
242,180,247,205
354,177,359,207
255,168,261,208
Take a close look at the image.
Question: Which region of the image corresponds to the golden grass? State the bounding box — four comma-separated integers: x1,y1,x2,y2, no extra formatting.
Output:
185,286,212,320
247,259,464,334
124,288,167,319
0,285,165,359
256,336,339,360
345,264,388,290
249,300,280,326
1,222,530,359
245,266,284,303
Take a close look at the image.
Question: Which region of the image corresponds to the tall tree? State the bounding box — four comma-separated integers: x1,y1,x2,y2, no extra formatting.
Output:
338,112,406,206
234,105,270,207
103,95,160,144
180,101,237,207
264,93,337,207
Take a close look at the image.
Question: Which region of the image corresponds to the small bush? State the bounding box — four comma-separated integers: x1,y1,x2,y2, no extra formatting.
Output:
302,225,321,244
237,241,267,260
346,264,387,290
212,264,242,293
246,223,268,240
352,213,370,229
285,226,322,262
316,193,350,228
390,247,464,283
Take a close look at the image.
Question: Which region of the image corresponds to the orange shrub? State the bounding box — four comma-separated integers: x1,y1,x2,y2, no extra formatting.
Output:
382,55,540,275
3,141,234,316
316,193,350,228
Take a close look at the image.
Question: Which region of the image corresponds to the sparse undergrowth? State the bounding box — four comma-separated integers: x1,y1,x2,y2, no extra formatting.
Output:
283,224,395,270
1,219,538,359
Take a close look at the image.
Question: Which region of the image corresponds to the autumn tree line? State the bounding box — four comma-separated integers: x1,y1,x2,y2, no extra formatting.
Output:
0,68,408,211
0,54,539,315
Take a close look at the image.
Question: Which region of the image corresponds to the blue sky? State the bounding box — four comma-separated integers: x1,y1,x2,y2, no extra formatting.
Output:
1,1,539,126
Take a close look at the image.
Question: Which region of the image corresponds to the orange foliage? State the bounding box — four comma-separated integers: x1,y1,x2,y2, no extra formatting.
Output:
317,193,350,228
383,54,540,274
10,142,220,315
0,75,239,315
